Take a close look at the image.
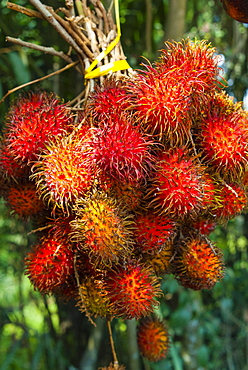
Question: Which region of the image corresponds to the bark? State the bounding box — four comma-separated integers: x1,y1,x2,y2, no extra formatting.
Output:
164,0,187,41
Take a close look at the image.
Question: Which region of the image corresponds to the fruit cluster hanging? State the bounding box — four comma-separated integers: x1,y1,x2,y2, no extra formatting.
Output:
1,39,248,364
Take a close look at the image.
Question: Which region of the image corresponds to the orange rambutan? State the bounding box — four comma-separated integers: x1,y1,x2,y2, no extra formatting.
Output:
5,181,44,219
4,91,73,163
150,148,204,219
133,213,176,254
85,78,130,124
173,232,225,290
197,111,248,180
104,261,162,319
25,234,75,294
137,316,170,362
157,39,220,93
31,134,94,215
70,191,134,266
91,113,153,183
127,65,193,144
212,182,247,220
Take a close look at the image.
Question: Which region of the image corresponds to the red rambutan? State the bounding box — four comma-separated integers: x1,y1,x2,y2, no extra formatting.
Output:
173,233,225,290
85,78,130,124
137,316,170,362
91,113,153,183
104,261,162,319
213,182,247,220
150,148,204,219
31,134,94,215
198,111,248,180
4,91,73,162
133,213,176,254
25,235,75,294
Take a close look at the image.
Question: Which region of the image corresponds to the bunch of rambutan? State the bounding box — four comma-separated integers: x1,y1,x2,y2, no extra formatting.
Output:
1,39,248,365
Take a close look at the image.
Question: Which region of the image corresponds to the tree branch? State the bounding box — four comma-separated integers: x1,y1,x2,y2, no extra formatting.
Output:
5,36,74,64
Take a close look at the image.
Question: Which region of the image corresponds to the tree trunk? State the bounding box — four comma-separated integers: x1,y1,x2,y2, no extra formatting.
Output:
164,0,187,41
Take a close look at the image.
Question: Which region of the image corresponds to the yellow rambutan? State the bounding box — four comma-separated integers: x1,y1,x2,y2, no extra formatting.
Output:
137,316,170,362
70,191,134,267
31,134,94,215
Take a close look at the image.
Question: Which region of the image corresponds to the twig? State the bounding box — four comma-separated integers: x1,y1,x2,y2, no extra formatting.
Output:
7,1,44,19
106,319,119,366
0,61,79,105
6,36,74,64
28,0,85,59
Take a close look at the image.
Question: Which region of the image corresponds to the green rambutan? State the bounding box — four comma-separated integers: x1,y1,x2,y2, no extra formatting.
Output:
76,276,113,318
31,134,94,215
25,234,75,294
91,113,153,183
4,91,73,163
137,316,170,362
173,232,225,290
150,148,204,219
70,191,134,266
104,261,162,319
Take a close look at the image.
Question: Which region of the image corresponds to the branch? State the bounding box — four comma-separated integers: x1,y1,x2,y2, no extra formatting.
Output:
28,0,85,58
0,61,79,105
5,36,74,64
7,1,44,19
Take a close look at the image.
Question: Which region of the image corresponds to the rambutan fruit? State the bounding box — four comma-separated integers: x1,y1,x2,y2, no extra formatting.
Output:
157,39,220,93
76,276,113,318
150,148,204,219
91,113,153,183
0,141,26,179
137,316,170,362
110,180,143,211
133,213,176,254
191,219,216,235
173,233,225,290
31,134,94,215
71,191,134,266
104,261,162,319
5,181,44,219
127,65,193,144
25,234,75,294
197,111,248,180
85,78,130,124
4,91,73,163
141,244,174,276
212,182,247,220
